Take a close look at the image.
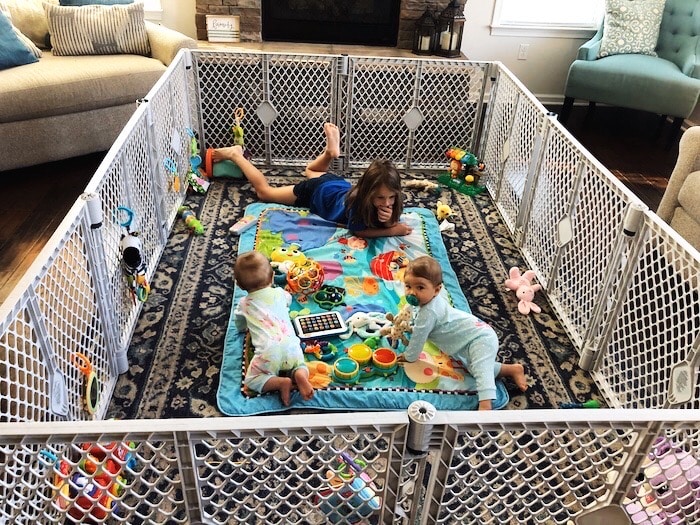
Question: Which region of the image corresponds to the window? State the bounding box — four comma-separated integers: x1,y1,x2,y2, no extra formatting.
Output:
143,0,163,23
491,0,604,38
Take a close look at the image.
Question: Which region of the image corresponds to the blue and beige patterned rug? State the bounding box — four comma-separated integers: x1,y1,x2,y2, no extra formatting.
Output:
108,172,600,419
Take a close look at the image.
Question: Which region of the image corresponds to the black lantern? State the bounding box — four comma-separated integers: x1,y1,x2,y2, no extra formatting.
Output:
436,0,465,58
412,8,436,56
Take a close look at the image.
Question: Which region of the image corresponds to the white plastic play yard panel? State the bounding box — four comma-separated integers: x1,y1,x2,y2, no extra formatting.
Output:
0,49,698,524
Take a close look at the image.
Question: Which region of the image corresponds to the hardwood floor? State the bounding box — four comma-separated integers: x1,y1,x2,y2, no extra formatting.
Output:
549,104,679,210
0,107,681,305
0,152,105,305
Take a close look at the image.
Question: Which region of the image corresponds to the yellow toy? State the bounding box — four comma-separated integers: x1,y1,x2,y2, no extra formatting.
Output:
435,200,454,222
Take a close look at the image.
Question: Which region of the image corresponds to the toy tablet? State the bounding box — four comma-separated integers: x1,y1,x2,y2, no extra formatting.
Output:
293,311,347,339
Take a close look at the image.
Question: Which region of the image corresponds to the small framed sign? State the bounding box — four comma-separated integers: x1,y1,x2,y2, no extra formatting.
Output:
206,15,241,43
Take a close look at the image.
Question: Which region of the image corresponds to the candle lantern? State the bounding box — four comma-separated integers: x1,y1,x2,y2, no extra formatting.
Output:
436,0,465,58
412,8,436,56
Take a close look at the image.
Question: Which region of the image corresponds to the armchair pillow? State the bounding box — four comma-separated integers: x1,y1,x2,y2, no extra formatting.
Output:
598,0,665,58
44,1,150,56
0,10,39,70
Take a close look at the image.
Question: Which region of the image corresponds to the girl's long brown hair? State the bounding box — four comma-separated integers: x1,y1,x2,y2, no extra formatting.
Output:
345,158,403,228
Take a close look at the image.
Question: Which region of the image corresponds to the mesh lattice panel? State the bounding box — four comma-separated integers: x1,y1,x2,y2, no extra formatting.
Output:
429,423,636,524
596,216,700,410
193,430,395,524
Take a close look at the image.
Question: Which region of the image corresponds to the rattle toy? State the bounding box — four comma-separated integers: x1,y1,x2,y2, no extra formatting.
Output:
312,284,346,310
117,206,150,304
301,339,337,361
178,205,204,235
72,352,99,415
163,157,180,192
286,259,324,296
505,267,541,315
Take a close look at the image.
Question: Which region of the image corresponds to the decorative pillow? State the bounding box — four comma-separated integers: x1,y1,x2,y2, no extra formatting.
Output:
0,10,39,70
598,0,665,58
0,3,43,58
0,0,57,49
44,2,150,56
59,0,133,5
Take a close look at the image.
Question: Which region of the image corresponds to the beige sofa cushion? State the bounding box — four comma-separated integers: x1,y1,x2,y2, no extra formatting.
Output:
0,51,166,123
676,170,700,225
670,207,700,251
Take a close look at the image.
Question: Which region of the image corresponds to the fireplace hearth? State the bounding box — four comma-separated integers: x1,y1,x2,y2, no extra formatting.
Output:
262,1,400,46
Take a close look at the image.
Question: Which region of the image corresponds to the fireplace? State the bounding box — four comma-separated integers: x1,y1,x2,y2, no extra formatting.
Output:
261,1,400,46
194,1,454,50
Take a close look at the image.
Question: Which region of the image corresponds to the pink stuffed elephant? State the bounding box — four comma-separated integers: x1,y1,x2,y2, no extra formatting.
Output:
505,267,541,315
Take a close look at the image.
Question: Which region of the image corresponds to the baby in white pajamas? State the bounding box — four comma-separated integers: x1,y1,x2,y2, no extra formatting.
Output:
234,250,314,406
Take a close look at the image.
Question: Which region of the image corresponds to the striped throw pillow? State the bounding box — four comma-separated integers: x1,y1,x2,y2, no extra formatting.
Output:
44,1,150,56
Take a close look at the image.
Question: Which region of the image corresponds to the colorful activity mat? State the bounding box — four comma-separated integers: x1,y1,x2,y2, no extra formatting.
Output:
218,203,509,415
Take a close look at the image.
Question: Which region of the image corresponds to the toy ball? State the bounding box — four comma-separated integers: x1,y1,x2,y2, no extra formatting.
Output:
286,259,324,294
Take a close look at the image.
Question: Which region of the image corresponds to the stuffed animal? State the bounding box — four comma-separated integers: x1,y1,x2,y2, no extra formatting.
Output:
505,267,541,315
404,179,441,194
339,312,390,340
436,201,453,222
380,304,414,348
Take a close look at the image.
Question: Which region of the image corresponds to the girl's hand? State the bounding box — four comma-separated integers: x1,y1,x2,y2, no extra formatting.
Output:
377,205,393,223
394,222,413,236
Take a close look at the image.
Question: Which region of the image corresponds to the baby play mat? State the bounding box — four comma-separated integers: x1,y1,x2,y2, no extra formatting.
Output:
218,203,508,415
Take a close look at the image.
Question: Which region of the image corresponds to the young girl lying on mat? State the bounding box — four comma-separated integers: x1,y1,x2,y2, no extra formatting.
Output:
399,256,528,410
213,122,413,238
233,251,314,406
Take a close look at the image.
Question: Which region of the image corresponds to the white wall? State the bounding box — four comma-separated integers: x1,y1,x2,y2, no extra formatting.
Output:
460,1,588,105
160,0,196,40
159,0,699,122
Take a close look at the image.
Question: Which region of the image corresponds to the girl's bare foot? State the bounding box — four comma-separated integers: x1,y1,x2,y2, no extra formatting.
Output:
212,145,243,162
294,369,315,401
323,123,340,159
278,377,293,406
511,364,528,391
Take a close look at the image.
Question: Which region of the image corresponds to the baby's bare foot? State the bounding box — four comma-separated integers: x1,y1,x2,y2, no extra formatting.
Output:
278,377,293,406
512,364,528,391
323,123,340,159
295,370,315,401
212,145,243,162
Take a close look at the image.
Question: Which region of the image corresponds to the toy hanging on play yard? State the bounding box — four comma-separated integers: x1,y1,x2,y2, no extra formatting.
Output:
186,127,210,194
437,147,487,196
204,107,252,179
117,206,150,304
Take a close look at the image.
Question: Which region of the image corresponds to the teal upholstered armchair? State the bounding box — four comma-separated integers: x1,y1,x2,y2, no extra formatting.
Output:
560,0,700,139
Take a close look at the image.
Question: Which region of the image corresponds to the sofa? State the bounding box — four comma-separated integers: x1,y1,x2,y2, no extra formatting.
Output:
0,2,197,172
657,126,700,252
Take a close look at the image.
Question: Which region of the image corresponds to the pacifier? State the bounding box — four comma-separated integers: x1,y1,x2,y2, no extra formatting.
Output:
405,295,419,306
